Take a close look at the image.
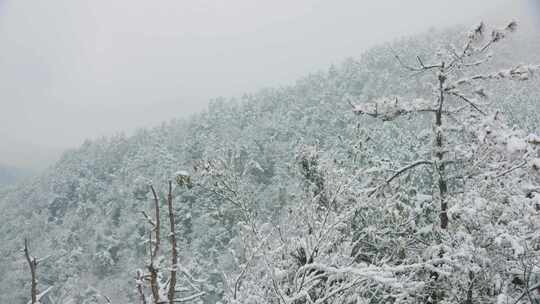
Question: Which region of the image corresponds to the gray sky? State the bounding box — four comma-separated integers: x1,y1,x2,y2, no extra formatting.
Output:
0,0,536,169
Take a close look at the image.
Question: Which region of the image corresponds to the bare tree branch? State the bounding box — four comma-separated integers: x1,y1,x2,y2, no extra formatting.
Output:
448,92,486,115
368,160,432,197
391,49,442,73
141,211,156,228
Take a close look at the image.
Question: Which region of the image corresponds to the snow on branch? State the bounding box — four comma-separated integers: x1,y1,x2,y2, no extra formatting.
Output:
287,258,450,304
392,52,443,73
447,91,486,115
139,181,206,304
449,65,540,88
368,160,432,197
527,134,540,145
450,20,519,69
26,286,54,304
350,97,433,121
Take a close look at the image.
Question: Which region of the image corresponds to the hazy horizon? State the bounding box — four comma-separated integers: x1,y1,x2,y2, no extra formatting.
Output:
1,0,537,170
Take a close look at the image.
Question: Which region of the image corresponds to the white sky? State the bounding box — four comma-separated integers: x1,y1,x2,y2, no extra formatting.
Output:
0,0,536,169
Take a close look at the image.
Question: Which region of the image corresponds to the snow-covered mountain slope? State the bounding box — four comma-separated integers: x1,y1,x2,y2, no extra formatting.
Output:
0,26,539,303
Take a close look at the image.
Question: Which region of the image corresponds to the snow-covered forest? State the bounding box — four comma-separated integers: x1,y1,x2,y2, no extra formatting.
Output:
1,21,540,304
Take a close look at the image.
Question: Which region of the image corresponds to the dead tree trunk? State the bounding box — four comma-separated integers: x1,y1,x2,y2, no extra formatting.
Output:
24,239,38,304
148,185,161,304
139,178,204,304
435,67,449,230
167,180,178,303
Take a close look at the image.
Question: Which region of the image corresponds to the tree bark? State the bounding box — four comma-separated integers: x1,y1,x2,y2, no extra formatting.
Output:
136,269,147,304
148,186,161,303
436,68,449,230
167,180,178,303
24,239,38,304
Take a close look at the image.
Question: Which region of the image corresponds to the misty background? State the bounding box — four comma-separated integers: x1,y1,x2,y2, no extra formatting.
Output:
0,0,538,172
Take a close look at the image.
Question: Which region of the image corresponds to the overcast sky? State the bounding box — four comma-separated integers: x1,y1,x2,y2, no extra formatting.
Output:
0,0,537,169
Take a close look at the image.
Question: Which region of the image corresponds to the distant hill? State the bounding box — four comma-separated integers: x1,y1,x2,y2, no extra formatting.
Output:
0,26,538,303
0,164,30,186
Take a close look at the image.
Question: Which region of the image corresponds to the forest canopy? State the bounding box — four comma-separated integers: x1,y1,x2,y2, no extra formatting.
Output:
1,21,539,304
